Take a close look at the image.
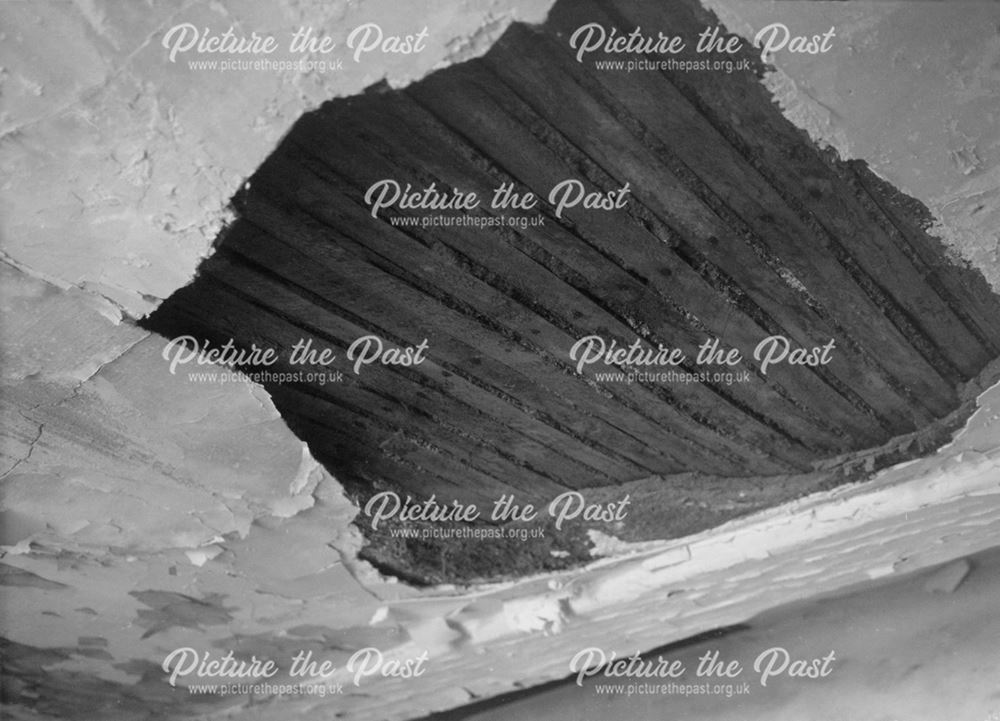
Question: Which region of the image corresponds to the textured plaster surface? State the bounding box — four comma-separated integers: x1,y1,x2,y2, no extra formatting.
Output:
2,1,1000,720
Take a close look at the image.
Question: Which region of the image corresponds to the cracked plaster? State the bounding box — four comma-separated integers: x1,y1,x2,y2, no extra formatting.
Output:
2,1,1000,719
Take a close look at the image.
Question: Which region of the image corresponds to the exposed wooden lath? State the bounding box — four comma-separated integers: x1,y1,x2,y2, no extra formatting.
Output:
146,0,1000,512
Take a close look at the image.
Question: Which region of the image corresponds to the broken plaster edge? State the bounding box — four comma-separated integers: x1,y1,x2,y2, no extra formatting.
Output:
351,381,997,660
202,379,998,721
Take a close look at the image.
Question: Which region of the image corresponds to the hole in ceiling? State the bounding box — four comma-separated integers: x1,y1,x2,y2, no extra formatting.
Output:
141,0,1000,586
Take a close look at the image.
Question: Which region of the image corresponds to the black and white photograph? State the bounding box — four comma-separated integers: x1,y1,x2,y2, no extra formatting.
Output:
2,1,999,719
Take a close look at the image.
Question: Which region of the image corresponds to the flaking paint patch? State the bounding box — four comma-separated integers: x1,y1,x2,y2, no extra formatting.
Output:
0,563,69,590
131,590,236,638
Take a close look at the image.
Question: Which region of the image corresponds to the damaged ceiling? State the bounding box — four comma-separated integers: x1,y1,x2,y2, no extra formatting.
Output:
144,0,1000,582
2,0,1000,720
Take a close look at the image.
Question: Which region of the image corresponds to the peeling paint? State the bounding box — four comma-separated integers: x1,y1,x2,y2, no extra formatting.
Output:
2,2,1000,720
